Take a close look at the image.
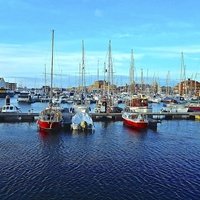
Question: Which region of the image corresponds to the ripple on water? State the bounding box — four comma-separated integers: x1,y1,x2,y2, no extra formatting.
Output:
0,120,200,200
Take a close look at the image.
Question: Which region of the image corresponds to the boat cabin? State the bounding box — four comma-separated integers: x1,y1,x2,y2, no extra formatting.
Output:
1,105,20,113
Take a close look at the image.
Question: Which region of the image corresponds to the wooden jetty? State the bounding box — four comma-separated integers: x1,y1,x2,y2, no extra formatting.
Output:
0,112,200,123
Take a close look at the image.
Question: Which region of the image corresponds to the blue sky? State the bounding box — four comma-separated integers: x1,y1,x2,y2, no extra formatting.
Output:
0,0,200,87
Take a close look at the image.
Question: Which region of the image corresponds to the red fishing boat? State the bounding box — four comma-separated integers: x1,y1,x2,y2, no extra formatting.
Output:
37,106,63,131
37,30,63,132
188,102,200,112
122,112,148,129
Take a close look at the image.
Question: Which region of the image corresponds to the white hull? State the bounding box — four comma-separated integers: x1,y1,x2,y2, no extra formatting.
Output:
71,112,94,131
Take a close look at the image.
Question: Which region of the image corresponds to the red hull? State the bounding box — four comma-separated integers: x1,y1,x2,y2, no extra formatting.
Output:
123,118,148,129
188,106,200,112
37,119,62,131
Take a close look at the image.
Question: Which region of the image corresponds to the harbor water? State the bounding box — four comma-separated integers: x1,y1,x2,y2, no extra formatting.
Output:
0,99,200,199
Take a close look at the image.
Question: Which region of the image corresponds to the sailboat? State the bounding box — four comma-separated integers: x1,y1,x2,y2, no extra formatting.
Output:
71,40,94,131
124,50,152,113
122,49,149,130
37,30,63,132
94,40,122,115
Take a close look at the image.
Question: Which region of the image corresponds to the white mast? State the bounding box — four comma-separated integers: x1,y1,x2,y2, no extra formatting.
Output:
179,52,187,95
44,64,47,95
50,29,54,99
81,40,86,93
107,40,113,95
129,49,134,94
140,68,144,93
103,62,106,95
166,70,170,95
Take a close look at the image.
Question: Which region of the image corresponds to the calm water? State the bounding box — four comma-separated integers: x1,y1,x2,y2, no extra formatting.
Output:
0,98,200,200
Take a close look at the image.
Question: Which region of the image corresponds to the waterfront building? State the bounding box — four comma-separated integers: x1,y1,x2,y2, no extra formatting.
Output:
7,82,17,91
0,78,16,98
0,77,17,91
88,80,117,94
0,78,6,88
174,79,200,96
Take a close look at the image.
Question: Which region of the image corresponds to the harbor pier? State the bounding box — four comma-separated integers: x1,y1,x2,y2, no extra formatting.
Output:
0,112,200,123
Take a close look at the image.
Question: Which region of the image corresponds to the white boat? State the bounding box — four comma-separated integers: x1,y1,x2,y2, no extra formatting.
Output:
1,95,21,113
17,91,33,103
52,95,61,104
40,95,51,102
71,100,94,131
0,95,22,121
161,103,188,113
71,111,94,131
70,97,93,130
1,104,21,113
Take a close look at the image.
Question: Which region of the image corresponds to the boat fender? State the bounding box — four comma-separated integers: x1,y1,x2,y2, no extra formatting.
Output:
80,121,87,130
107,107,111,113
56,112,61,120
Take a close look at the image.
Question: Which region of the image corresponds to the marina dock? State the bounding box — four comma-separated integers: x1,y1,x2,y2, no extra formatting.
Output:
0,112,200,123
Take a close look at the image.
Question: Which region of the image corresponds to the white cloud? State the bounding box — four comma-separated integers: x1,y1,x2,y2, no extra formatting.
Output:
1,41,200,87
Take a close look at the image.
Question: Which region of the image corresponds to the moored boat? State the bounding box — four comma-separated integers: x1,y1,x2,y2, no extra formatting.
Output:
0,95,21,113
187,102,200,112
71,111,94,131
122,112,148,129
17,91,33,103
125,94,152,113
161,103,188,113
1,104,21,113
37,30,63,132
0,95,22,122
71,100,94,131
37,106,63,131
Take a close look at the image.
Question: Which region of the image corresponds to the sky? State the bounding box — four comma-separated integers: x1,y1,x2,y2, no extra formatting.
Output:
0,0,200,88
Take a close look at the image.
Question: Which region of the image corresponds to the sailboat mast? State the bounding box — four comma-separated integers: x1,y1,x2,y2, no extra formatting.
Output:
44,64,47,95
50,29,54,99
179,52,186,95
81,40,85,93
107,40,113,94
103,62,106,96
166,70,170,95
129,49,135,94
141,68,144,93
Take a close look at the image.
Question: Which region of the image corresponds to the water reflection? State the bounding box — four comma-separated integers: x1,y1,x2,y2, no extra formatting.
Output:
38,129,63,148
1,119,200,200
123,124,148,139
99,121,116,129
71,129,94,136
